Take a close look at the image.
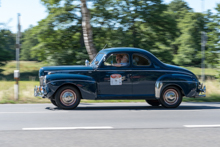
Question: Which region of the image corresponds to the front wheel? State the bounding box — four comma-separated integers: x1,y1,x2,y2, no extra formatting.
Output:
50,99,57,106
146,100,160,106
159,86,182,108
55,86,81,110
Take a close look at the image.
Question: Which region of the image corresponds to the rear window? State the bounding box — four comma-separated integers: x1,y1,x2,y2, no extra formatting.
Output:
132,54,151,66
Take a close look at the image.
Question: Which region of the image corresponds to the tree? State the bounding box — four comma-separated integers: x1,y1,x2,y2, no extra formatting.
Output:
91,0,177,63
206,5,220,66
173,12,205,66
0,29,15,73
20,26,39,61
81,0,97,61
30,0,89,65
39,0,96,62
167,0,206,66
168,0,192,14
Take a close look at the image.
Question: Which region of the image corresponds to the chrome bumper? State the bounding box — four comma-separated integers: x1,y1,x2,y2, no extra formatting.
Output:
34,86,46,98
195,84,206,97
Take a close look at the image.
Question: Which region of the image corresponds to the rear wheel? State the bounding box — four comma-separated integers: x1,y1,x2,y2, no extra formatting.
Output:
159,86,182,108
146,100,160,106
55,86,81,110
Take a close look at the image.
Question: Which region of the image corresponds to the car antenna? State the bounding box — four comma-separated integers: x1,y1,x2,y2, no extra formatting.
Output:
102,44,107,50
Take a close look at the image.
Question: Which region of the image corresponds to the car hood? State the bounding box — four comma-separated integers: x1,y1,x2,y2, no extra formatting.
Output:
39,65,94,76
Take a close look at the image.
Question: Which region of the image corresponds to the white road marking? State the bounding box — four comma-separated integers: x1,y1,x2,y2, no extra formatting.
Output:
0,111,68,114
157,110,201,112
184,124,220,128
22,126,114,130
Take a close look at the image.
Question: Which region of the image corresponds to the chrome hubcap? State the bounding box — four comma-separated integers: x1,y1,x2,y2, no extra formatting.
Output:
60,90,76,106
163,89,178,105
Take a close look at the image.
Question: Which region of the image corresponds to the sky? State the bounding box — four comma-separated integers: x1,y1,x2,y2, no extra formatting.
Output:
0,0,219,33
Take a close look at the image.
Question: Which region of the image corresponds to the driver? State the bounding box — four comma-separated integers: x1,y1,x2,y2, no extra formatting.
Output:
116,54,123,64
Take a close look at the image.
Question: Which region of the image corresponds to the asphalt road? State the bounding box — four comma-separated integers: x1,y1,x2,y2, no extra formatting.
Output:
0,102,220,147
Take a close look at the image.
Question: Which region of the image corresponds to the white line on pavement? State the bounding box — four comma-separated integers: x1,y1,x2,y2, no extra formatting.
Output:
184,124,220,128
0,111,68,114
22,126,114,130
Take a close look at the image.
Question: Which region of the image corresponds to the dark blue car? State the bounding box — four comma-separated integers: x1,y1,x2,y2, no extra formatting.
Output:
34,47,206,109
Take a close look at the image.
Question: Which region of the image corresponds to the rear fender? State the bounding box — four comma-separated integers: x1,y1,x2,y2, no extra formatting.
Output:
155,74,198,99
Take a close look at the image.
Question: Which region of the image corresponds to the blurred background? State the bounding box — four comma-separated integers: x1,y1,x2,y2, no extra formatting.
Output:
0,0,220,103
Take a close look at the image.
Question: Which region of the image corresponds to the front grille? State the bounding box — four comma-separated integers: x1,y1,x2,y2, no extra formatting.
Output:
39,76,44,86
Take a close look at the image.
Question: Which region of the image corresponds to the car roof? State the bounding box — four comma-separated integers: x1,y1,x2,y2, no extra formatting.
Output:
99,47,150,54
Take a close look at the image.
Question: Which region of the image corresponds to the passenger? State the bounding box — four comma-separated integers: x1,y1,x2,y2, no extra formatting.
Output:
114,54,129,67
120,55,129,66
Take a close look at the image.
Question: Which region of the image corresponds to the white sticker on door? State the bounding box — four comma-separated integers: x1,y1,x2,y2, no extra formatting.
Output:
110,74,122,85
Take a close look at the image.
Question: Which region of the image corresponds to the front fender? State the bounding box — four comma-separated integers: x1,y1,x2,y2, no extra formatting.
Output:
155,74,198,99
45,74,97,99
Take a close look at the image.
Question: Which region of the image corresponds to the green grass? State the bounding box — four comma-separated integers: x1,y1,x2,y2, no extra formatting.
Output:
183,66,218,76
182,66,217,80
2,61,46,75
0,81,50,104
0,61,47,81
0,61,219,104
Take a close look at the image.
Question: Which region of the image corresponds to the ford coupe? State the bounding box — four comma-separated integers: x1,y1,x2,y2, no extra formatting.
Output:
34,47,206,109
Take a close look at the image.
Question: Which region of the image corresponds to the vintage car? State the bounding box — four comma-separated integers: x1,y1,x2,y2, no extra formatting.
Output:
34,47,206,109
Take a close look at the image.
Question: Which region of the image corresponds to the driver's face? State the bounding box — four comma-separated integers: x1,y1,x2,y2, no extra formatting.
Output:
116,55,122,63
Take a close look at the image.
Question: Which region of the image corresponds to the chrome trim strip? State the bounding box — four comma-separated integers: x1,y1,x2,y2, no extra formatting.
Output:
47,79,95,84
97,70,192,75
44,70,94,73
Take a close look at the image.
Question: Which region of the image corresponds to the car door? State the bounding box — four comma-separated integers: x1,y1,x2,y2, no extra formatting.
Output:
131,53,160,99
97,53,133,99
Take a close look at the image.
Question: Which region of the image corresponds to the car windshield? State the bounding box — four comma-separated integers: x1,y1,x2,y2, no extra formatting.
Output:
90,53,105,66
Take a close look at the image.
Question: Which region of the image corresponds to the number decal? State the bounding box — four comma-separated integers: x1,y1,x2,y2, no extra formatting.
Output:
110,74,122,85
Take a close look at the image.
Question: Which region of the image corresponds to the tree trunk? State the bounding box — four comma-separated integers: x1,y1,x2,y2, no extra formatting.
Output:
81,0,97,61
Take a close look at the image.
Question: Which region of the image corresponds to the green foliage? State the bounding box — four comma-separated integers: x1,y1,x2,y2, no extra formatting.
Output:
206,5,220,66
20,26,39,61
27,0,89,65
168,0,192,14
0,29,15,73
92,0,177,63
2,0,220,68
173,12,205,65
216,54,220,81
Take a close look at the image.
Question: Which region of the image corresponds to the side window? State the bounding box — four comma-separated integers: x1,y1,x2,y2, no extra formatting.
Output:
104,53,129,67
132,54,151,66
104,54,116,66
